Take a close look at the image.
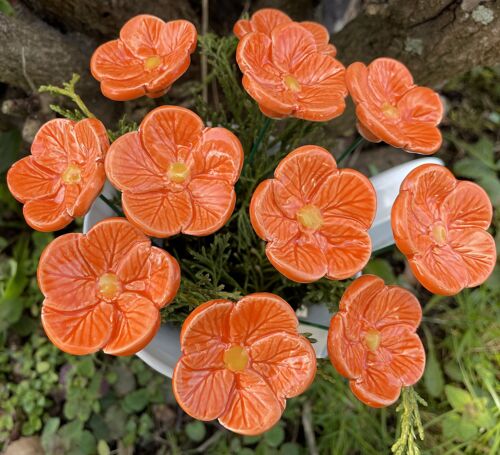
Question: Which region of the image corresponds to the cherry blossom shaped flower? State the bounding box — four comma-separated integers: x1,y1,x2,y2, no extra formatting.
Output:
236,21,347,121
233,8,336,56
7,118,109,232
250,145,376,283
105,106,243,237
346,58,444,154
172,293,316,435
38,218,180,356
392,164,496,295
91,15,197,101
328,275,425,407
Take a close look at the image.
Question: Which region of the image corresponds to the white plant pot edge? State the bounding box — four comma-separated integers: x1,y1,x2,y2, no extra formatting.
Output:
83,157,444,378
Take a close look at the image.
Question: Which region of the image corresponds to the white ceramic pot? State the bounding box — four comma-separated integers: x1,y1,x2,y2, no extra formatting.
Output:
84,157,443,378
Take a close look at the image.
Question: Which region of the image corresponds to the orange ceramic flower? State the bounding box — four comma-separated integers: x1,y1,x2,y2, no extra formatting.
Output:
234,8,336,56
328,275,425,407
250,145,376,283
236,21,347,121
7,118,109,232
172,293,316,435
392,164,496,295
346,58,444,154
90,15,197,101
38,218,180,356
105,106,243,237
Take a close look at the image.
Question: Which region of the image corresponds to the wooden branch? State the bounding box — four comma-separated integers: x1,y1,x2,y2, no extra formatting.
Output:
0,6,90,94
22,0,198,37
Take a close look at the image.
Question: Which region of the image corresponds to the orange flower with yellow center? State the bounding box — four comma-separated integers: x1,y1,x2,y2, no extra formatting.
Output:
236,21,347,121
38,218,180,356
234,8,336,56
91,15,197,101
328,275,425,407
105,106,244,238
392,164,496,295
172,293,316,435
346,58,444,154
7,118,108,232
250,145,376,283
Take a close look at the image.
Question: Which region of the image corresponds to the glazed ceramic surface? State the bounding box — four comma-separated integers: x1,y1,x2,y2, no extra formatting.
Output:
327,275,425,408
39,217,180,355
84,157,444,377
105,105,243,237
346,58,443,154
7,118,108,232
250,145,376,283
172,294,316,435
392,163,496,295
234,8,336,57
91,15,197,101
235,20,347,121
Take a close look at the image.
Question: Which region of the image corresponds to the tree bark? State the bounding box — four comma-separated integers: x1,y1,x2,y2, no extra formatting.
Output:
332,0,500,86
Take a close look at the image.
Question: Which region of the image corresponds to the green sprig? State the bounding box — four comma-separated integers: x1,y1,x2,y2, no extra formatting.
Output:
392,387,427,455
39,73,94,119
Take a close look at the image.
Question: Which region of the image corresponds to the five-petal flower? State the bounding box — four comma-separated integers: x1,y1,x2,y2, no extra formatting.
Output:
391,164,496,295
91,14,197,101
7,118,109,232
327,275,425,407
236,21,347,121
38,218,180,355
105,106,244,237
234,8,336,56
250,145,376,282
346,58,444,154
172,293,316,435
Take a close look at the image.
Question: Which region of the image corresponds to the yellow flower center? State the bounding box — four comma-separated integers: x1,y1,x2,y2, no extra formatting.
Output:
223,345,249,372
97,273,121,301
283,74,301,93
432,222,447,245
364,329,381,352
297,205,323,231
381,102,399,119
61,164,81,184
144,55,162,71
167,162,190,184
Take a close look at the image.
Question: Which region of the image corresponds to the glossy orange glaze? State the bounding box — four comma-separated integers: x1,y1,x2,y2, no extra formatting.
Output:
327,275,425,408
7,118,109,232
249,145,376,283
172,293,316,435
235,19,346,122
346,58,444,154
233,8,336,56
38,218,180,356
90,15,197,101
105,106,243,237
392,164,496,295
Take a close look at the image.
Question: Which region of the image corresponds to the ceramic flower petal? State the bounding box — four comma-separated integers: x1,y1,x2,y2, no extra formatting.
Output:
250,145,376,283
236,20,347,121
7,118,108,232
106,106,243,238
328,275,425,408
346,58,443,154
234,8,336,57
392,164,496,295
173,294,316,435
38,218,180,355
218,370,284,436
91,15,197,101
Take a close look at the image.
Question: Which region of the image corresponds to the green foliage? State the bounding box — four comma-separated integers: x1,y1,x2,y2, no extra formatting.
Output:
0,129,22,173
0,0,14,16
391,387,426,455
